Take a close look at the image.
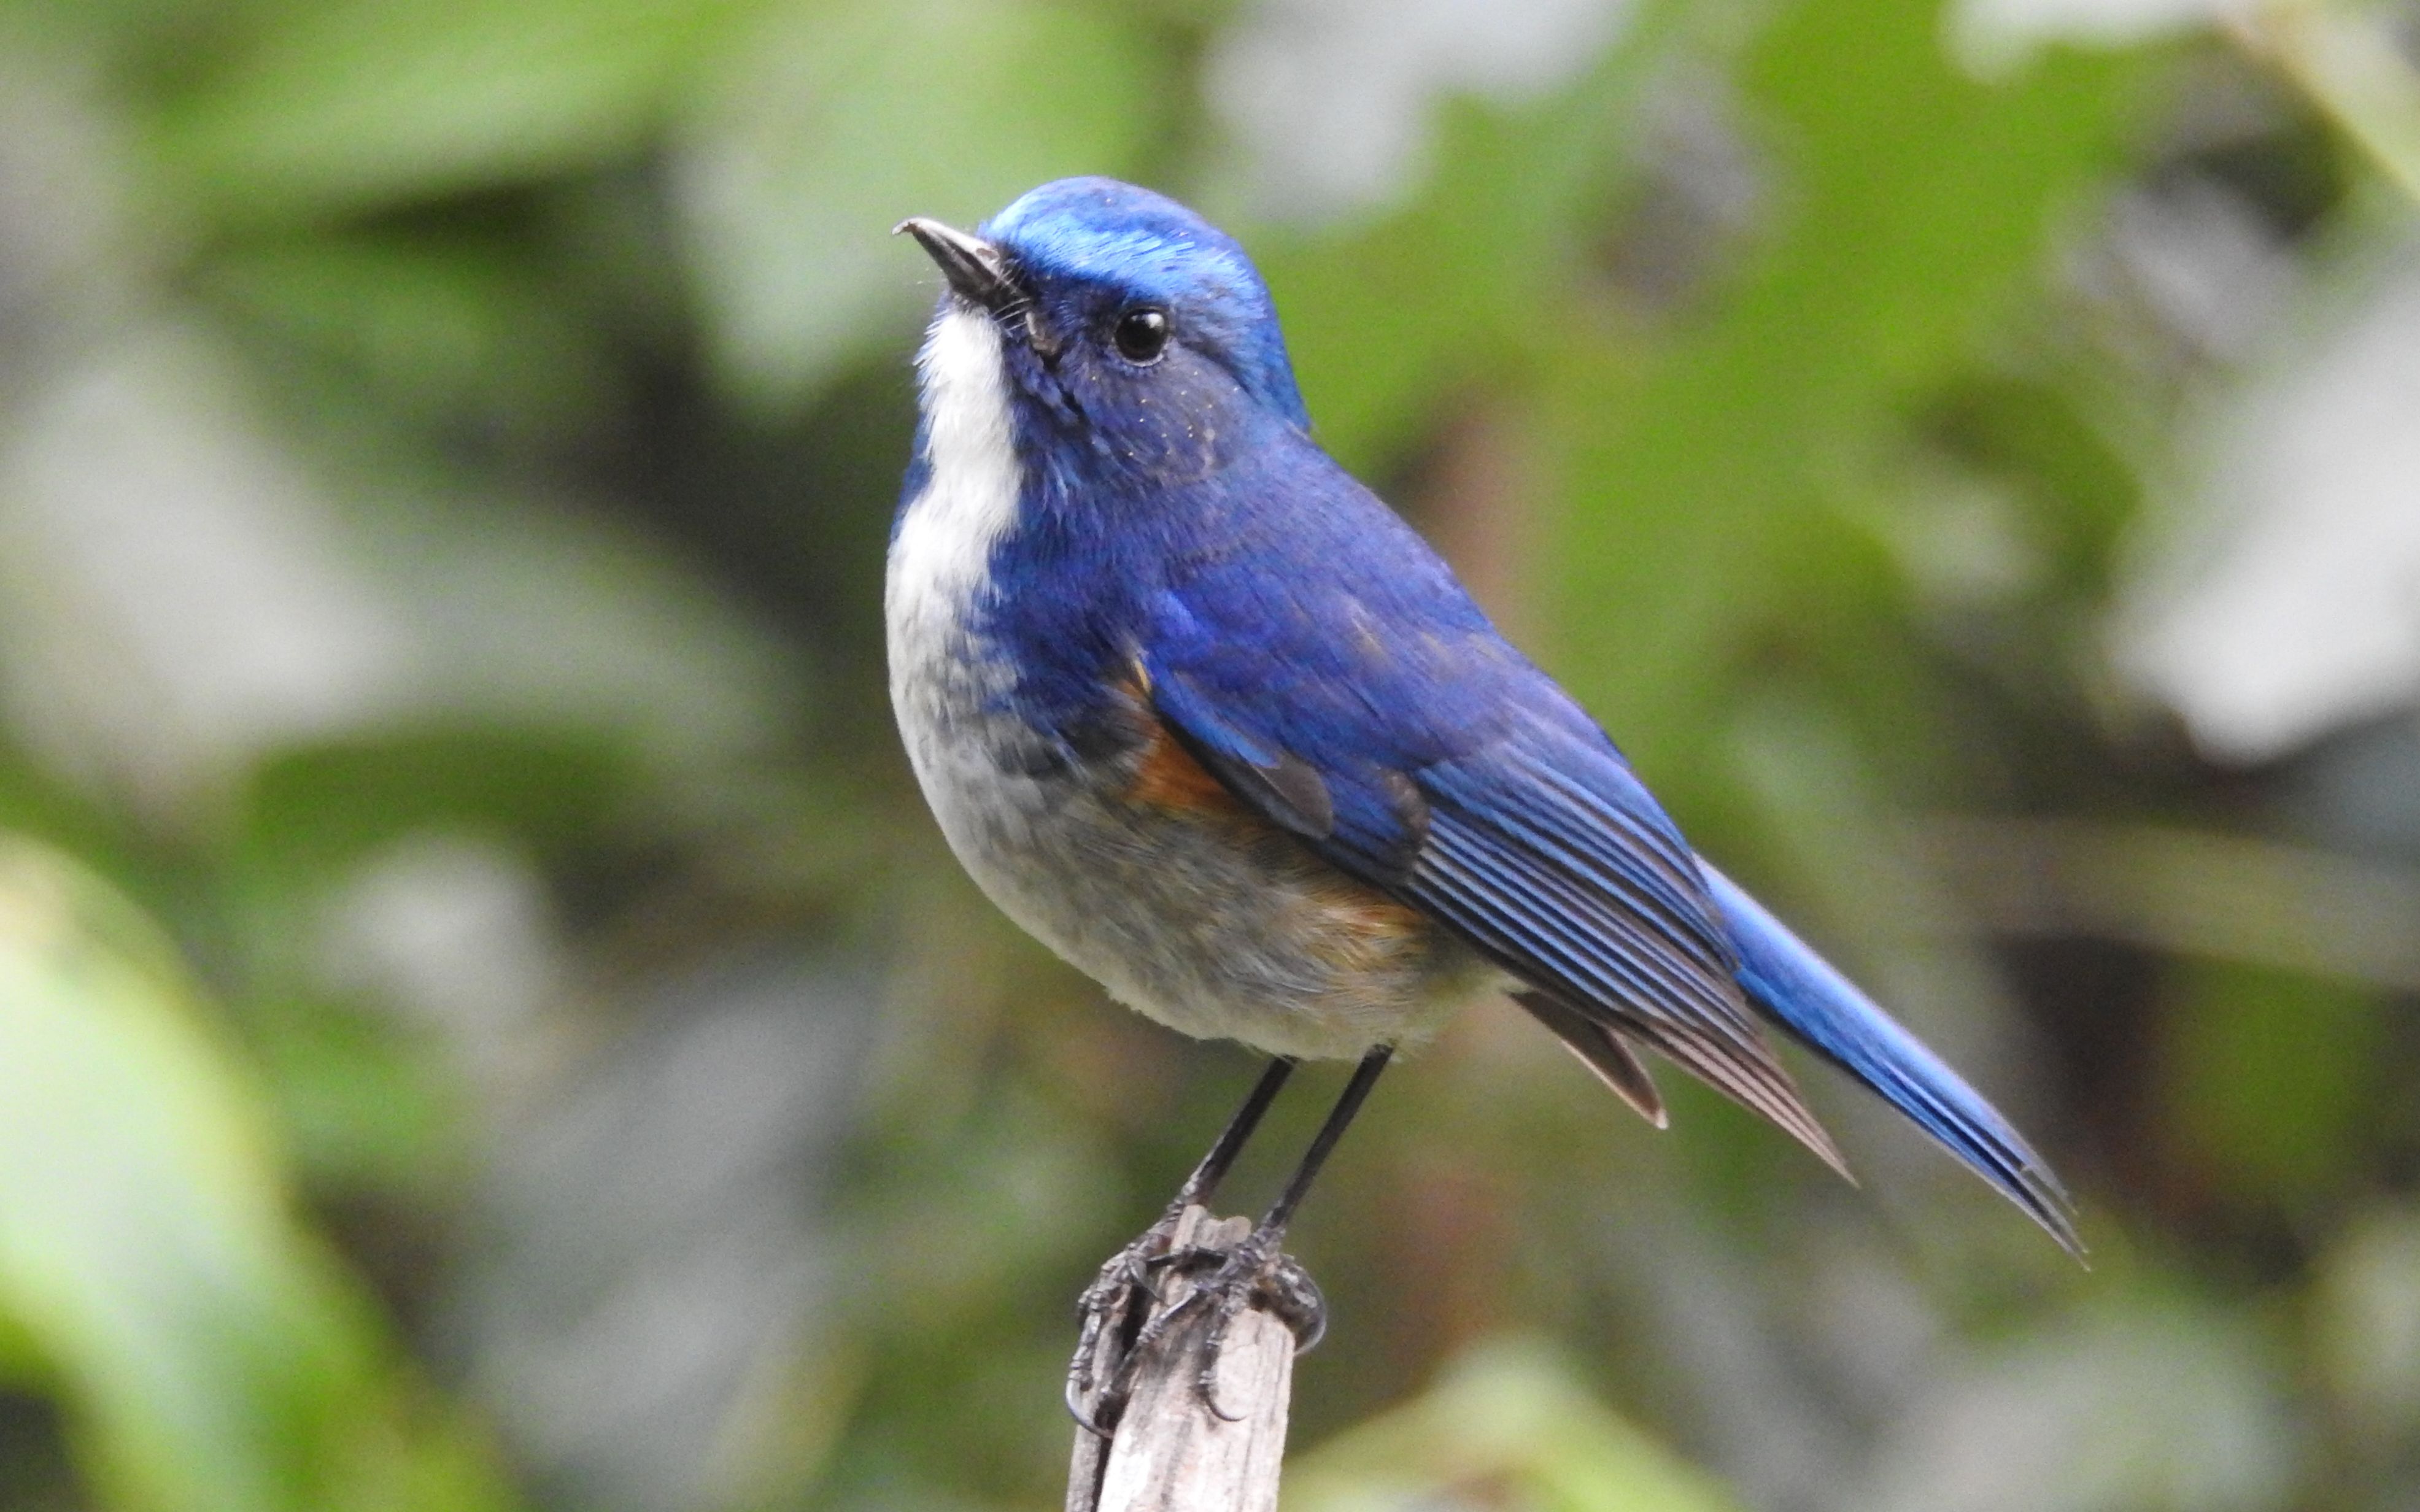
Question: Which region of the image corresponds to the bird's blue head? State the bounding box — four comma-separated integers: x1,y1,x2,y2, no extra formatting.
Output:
897,179,1309,479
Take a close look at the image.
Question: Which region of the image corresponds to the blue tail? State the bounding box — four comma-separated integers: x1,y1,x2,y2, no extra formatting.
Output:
1702,863,2082,1256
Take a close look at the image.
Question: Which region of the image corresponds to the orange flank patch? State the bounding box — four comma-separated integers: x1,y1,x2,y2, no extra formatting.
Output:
1307,873,1432,963
1113,681,1444,982
1125,716,1245,814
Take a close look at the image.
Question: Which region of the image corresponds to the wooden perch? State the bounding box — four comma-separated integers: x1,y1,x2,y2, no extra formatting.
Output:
1066,1206,1294,1512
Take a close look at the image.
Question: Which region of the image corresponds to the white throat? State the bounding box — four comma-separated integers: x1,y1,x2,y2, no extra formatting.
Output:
887,306,1022,665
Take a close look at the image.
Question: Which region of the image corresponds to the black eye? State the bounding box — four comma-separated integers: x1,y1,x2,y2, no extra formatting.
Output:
1111,307,1169,364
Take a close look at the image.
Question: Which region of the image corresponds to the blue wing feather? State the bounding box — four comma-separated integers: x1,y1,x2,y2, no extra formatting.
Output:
1405,757,1848,1169
990,420,2071,1240
1129,434,1845,1170
1702,863,2082,1253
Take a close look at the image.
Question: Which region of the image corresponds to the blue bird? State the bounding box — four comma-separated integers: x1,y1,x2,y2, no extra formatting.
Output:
890,178,2078,1413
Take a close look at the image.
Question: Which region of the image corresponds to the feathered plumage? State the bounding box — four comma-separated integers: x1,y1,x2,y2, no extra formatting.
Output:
891,176,2080,1254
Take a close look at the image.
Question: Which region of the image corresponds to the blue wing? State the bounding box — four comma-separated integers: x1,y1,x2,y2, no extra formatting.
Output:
1101,433,2071,1243
1136,463,1844,1173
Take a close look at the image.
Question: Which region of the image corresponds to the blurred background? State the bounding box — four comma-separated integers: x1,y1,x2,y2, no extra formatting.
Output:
2,0,2419,1507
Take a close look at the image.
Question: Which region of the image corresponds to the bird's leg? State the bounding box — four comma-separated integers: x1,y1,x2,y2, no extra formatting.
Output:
1067,1055,1296,1433
1116,1046,1393,1422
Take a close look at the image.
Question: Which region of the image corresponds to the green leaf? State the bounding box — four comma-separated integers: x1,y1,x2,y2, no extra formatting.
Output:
1284,1335,1744,1512
675,0,1164,406
151,0,736,218
2313,1208,2420,1447
1869,1292,2293,1512
1254,52,1655,474
0,837,519,1512
203,232,616,444
2157,958,2381,1206
1541,0,2149,764
239,727,630,874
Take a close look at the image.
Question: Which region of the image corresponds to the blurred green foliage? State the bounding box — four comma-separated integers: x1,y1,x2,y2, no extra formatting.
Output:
0,839,516,1512
1,0,2419,1508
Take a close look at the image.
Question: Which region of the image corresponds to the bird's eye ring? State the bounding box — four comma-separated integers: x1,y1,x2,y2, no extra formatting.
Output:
1111,307,1170,365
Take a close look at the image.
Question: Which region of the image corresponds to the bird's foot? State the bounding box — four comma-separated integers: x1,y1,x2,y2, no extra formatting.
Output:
1065,1206,1189,1435
1119,1224,1325,1424
1065,1211,1326,1433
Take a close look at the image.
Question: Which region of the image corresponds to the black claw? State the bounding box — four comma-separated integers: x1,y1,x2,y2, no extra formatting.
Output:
1065,1211,1193,1436
1197,1278,1259,1421
1065,1375,1114,1438
1255,1253,1327,1354
1065,1297,1118,1436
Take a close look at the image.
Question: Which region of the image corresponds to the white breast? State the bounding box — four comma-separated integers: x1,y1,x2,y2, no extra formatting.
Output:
887,306,1021,666
886,303,1047,906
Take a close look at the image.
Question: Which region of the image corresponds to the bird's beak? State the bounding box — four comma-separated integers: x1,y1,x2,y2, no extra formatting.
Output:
895,217,1017,310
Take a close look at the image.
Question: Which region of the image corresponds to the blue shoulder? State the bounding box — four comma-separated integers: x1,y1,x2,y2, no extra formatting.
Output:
1136,434,1531,860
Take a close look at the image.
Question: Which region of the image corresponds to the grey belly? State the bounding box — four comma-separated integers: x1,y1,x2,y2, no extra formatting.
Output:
894,663,1487,1060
